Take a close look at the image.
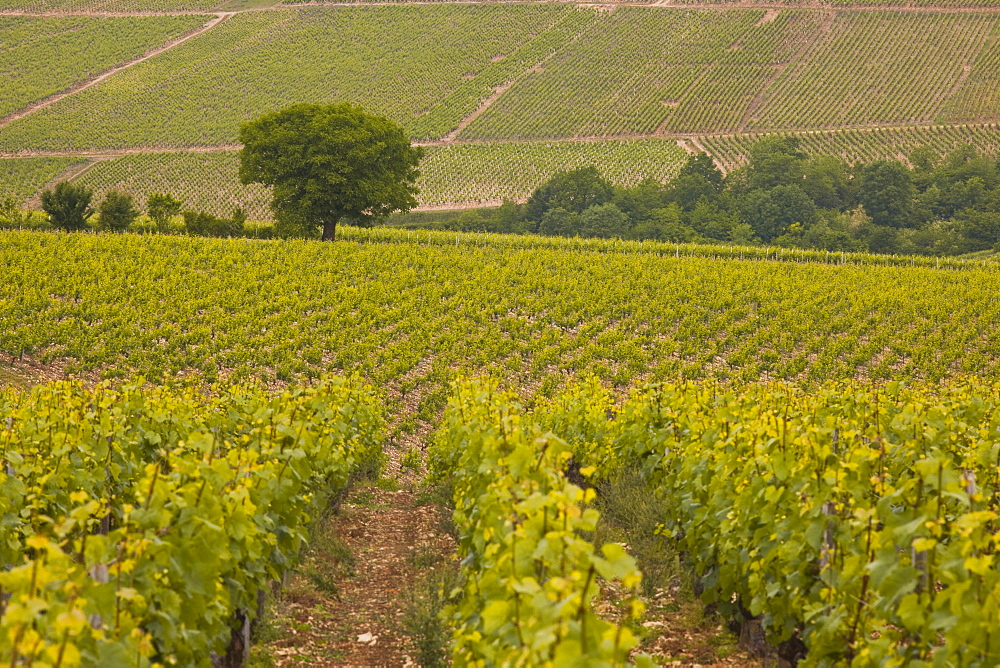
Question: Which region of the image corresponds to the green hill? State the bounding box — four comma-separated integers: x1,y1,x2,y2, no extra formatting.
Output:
1,1,998,210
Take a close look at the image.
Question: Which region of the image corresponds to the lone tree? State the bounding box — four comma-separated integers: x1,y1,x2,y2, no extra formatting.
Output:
239,102,423,241
40,181,94,232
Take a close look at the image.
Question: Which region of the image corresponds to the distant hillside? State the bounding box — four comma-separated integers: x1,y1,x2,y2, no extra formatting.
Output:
1,1,998,210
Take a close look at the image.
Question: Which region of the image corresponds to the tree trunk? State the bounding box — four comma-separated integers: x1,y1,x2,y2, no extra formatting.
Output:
322,219,337,241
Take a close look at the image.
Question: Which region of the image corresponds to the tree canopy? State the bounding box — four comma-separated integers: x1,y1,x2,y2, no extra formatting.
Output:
239,102,424,241
524,166,614,223
40,181,93,232
97,190,139,232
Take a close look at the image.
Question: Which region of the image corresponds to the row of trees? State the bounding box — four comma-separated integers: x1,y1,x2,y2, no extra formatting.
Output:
4,102,998,257
446,138,1000,256
1,182,249,237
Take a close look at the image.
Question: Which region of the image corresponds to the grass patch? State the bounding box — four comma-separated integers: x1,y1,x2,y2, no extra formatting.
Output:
401,557,458,668
401,447,422,471
0,367,34,390
407,546,442,571
371,476,401,492
298,519,356,597
415,481,456,538
595,469,684,598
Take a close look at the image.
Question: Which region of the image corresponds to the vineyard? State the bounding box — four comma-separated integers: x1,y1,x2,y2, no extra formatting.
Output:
742,12,995,131
0,0,222,11
5,0,1000,661
1,3,999,210
1,229,1000,663
661,0,1000,6
1,376,386,665
0,156,79,202
697,123,1000,172
0,5,573,153
71,152,273,219
2,229,998,392
0,6,999,153
0,15,205,119
452,7,1000,140
46,139,687,216
532,378,1000,665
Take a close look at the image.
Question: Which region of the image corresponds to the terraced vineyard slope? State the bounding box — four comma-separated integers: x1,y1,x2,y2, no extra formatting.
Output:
1,3,999,209
699,123,1000,171
0,15,207,119
58,139,686,215
1,2,998,211
0,5,573,152
0,156,81,202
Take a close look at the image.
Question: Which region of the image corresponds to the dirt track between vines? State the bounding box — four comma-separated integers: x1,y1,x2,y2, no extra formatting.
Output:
2,120,996,160
0,12,232,130
4,0,1000,16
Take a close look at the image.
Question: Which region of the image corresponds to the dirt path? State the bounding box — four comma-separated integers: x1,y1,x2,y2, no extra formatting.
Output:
2,120,996,160
441,79,516,143
5,1,1000,18
0,12,231,130
264,482,455,667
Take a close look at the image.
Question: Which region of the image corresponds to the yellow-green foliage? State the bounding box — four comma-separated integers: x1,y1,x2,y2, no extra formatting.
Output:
0,376,384,666
428,378,648,666
541,379,1000,666
0,229,997,395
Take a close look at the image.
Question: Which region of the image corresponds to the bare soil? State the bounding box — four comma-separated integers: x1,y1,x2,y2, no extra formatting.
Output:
263,483,455,667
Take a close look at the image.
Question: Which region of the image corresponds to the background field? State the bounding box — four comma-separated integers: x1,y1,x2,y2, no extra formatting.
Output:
2,2,1000,210
37,139,687,216
3,6,1000,153
0,156,79,202
463,8,1000,139
698,123,1000,171
0,0,222,10
0,5,572,152
0,15,206,118
4,0,999,8
8,127,1000,213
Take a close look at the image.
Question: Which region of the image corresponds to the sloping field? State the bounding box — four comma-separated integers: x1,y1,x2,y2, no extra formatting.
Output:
0,0,221,10
0,15,205,118
0,5,572,152
939,19,1000,123
0,156,79,201
464,8,1000,139
1,3,999,209
71,151,272,218
416,138,688,206
442,8,766,140
664,0,1000,6
57,139,686,215
743,11,995,130
2,5,999,153
285,0,1000,6
699,123,1000,171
